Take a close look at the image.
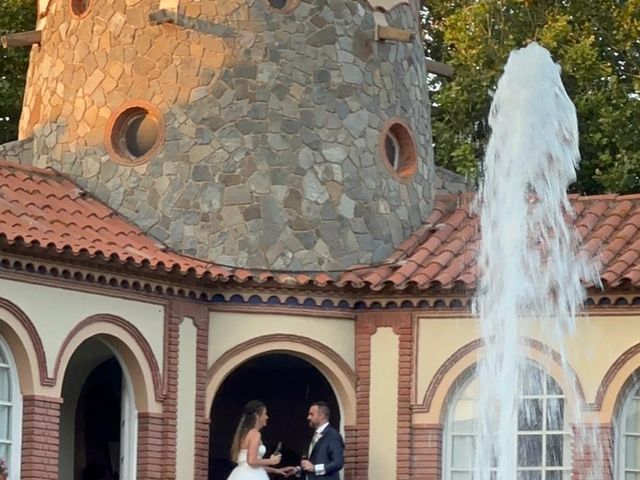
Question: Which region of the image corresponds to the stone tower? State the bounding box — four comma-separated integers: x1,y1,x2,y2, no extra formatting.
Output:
19,0,435,270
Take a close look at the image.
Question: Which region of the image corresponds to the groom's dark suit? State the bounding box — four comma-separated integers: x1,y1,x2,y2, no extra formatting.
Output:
305,424,344,480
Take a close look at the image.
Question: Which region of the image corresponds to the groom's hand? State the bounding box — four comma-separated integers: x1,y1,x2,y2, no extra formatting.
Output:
301,459,314,472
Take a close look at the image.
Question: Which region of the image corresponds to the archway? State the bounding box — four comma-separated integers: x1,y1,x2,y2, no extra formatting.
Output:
208,353,341,480
59,337,137,480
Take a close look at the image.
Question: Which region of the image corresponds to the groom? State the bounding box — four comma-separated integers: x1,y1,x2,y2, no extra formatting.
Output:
283,401,345,479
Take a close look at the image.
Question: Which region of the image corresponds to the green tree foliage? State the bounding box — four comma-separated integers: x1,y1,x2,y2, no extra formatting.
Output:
0,0,35,143
423,0,640,194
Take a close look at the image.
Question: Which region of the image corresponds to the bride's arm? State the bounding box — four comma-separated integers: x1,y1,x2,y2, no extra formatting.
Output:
246,430,280,468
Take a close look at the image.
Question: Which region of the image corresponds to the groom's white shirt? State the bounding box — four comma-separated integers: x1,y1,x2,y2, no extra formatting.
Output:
310,422,330,475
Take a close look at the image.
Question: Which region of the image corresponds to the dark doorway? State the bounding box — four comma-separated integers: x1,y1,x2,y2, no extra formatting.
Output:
60,338,125,480
75,358,122,480
209,353,341,480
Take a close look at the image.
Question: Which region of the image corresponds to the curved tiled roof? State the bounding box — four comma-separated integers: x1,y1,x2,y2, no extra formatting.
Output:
1,160,639,292
348,192,640,291
0,160,338,287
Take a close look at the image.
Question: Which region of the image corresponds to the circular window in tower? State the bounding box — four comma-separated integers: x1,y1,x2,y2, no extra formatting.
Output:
265,0,300,13
379,119,418,181
70,0,91,17
106,101,165,166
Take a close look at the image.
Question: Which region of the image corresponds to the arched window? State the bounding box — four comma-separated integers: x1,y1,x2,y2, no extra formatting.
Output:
443,363,571,480
617,379,640,479
0,335,22,479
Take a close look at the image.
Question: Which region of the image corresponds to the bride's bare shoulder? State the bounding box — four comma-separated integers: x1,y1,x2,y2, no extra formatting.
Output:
240,429,262,449
245,428,262,442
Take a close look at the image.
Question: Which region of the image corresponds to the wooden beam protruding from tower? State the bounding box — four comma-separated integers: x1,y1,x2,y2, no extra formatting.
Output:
1,30,42,49
375,25,414,43
425,60,454,78
367,0,411,10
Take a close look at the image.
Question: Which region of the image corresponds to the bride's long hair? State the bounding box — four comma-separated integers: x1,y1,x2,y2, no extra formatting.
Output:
230,400,266,460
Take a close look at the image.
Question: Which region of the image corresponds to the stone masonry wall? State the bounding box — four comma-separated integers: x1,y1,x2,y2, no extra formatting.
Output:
0,139,34,166
434,166,474,195
20,0,435,270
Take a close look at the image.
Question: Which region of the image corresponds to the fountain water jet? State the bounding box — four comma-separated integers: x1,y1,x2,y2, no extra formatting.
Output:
473,42,602,480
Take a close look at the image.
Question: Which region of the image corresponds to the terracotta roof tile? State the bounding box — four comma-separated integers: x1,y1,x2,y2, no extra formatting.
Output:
623,270,640,284
0,160,244,279
1,161,640,292
346,192,640,291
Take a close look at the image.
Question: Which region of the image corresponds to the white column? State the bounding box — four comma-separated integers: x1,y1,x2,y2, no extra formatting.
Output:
368,327,399,480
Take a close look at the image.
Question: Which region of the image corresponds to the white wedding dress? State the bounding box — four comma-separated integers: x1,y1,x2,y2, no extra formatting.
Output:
227,445,270,480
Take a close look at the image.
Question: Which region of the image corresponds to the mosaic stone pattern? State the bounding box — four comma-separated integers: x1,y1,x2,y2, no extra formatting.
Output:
0,138,34,166
18,0,435,270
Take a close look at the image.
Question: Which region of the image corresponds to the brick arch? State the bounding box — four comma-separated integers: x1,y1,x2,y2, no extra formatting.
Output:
594,343,640,421
0,297,48,394
205,333,357,424
53,314,163,413
420,337,587,424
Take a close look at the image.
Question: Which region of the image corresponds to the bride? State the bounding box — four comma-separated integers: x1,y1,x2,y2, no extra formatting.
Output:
228,400,287,479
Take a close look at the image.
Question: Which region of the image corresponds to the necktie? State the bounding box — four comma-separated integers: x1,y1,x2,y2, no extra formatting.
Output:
309,431,320,456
